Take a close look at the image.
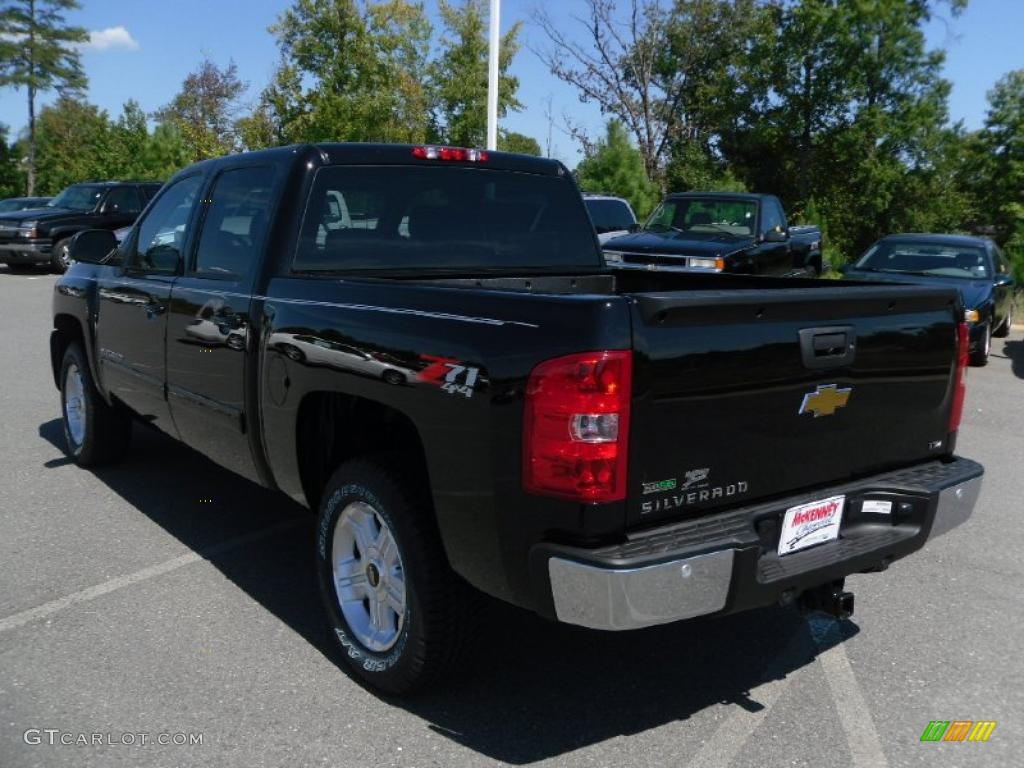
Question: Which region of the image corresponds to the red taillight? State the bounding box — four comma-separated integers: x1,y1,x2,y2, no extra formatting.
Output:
949,321,969,432
523,351,632,503
411,145,488,162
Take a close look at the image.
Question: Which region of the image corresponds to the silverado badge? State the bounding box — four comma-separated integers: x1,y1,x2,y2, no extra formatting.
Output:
799,384,852,418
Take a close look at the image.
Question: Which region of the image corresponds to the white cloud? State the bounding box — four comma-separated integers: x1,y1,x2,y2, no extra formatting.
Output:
84,26,139,52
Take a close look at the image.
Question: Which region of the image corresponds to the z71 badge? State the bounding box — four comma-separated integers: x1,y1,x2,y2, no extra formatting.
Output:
418,355,482,398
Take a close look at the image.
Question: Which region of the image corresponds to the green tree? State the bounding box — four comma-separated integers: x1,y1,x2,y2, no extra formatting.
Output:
155,59,247,162
0,0,88,195
140,122,191,180
433,0,521,148
576,120,660,219
109,100,151,178
32,96,114,193
266,0,434,143
498,130,541,156
717,0,965,261
976,70,1024,283
0,123,22,197
236,102,279,151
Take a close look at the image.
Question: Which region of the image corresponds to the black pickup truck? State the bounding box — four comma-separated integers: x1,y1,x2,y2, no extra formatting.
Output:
51,144,982,694
603,191,823,276
0,181,161,273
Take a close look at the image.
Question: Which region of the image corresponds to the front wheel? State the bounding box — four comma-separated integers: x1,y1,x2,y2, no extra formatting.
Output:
315,457,473,694
60,343,132,465
51,237,74,274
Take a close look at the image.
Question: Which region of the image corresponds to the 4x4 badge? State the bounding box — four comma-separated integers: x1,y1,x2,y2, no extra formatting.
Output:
799,384,852,417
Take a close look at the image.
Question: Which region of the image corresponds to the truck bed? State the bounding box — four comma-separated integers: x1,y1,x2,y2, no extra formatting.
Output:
386,269,961,529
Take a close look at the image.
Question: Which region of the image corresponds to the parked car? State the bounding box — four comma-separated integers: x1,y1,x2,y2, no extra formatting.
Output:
0,180,161,273
52,143,981,695
603,192,823,276
583,194,638,243
841,233,1015,366
0,196,51,213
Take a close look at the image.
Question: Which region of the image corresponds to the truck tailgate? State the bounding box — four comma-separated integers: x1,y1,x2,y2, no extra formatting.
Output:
626,284,960,528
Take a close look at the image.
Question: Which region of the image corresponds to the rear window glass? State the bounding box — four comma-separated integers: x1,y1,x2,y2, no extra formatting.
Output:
293,165,600,272
646,198,756,238
585,199,636,234
856,242,990,279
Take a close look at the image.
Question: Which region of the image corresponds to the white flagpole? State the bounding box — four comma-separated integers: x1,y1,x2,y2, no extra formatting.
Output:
487,0,500,150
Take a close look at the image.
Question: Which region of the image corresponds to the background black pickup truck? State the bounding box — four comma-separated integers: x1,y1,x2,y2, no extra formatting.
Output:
51,144,981,694
0,180,161,273
603,191,823,276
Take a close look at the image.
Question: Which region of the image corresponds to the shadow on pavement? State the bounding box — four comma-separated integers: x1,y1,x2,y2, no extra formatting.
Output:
1001,339,1024,379
38,417,854,764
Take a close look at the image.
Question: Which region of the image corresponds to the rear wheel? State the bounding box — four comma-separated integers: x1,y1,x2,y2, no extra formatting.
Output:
51,237,73,274
315,456,473,694
969,323,991,367
60,343,132,466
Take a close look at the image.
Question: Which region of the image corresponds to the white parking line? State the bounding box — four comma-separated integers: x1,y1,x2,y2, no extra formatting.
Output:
688,617,888,768
0,519,303,634
809,617,888,768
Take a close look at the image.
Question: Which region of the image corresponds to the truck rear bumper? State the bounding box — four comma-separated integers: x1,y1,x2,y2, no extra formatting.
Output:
539,457,983,630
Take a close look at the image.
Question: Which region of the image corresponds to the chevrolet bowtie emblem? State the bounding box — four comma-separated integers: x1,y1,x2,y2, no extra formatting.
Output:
799,384,852,417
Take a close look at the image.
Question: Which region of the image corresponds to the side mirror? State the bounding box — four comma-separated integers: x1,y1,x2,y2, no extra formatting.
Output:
763,228,788,243
994,273,1015,287
68,229,117,265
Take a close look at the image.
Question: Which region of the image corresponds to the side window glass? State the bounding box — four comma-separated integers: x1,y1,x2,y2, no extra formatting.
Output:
104,186,142,215
129,175,202,274
761,200,783,234
193,166,275,282
996,248,1008,273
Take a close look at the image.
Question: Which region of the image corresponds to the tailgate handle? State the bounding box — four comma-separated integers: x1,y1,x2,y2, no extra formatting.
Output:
799,326,855,369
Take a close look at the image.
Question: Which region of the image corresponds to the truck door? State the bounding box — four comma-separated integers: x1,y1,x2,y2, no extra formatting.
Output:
165,164,276,483
755,197,791,275
94,174,204,437
98,186,144,231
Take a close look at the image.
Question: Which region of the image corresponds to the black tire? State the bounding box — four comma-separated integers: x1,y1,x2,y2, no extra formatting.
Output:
315,456,473,695
382,369,405,386
969,323,991,367
993,305,1012,338
60,342,132,466
51,237,73,274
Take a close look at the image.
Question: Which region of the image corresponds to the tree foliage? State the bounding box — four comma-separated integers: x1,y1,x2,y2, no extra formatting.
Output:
577,120,660,219
0,0,88,194
433,0,522,147
264,0,435,143
976,70,1024,283
498,130,541,156
155,60,247,162
542,0,978,263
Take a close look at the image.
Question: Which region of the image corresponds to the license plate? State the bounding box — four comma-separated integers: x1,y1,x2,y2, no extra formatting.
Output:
778,495,845,556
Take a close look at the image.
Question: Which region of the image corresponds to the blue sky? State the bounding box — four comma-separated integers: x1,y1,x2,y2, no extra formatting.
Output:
1,0,1021,166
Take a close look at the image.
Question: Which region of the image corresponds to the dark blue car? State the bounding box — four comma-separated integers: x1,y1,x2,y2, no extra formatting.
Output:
841,233,1015,365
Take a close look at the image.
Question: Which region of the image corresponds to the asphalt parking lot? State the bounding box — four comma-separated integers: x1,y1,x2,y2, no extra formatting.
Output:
1,268,1021,768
